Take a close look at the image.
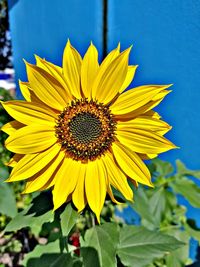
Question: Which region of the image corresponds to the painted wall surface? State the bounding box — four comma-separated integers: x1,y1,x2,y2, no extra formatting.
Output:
8,0,103,98
108,0,200,170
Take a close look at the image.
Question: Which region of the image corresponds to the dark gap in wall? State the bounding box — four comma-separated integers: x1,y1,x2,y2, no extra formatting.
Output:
103,0,108,58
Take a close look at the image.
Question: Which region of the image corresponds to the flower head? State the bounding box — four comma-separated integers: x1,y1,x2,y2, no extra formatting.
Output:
1,40,176,221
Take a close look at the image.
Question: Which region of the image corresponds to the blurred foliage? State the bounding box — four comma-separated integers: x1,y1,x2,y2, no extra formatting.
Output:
0,0,12,70
0,87,12,166
0,88,200,266
129,159,200,267
0,88,32,266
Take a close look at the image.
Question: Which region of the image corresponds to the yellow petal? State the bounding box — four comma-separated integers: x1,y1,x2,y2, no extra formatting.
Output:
35,55,62,73
139,153,158,160
147,154,157,159
23,150,65,193
62,40,82,99
19,80,32,101
1,100,56,126
19,81,44,104
53,157,82,210
25,62,69,110
112,142,153,187
19,80,49,104
119,65,138,93
39,175,55,191
116,128,176,155
85,159,107,222
107,183,123,205
102,152,133,201
152,89,172,101
144,110,161,120
110,85,172,115
117,116,171,135
5,125,57,154
1,121,24,135
7,144,61,182
5,154,24,167
35,55,73,100
116,110,161,122
72,164,87,212
70,43,82,70
81,43,99,98
38,169,58,191
141,90,171,115
92,47,131,104
100,44,120,69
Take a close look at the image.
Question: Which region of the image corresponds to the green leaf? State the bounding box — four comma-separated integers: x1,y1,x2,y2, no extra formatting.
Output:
72,260,83,267
0,180,17,218
22,240,60,266
0,165,10,180
176,160,200,179
4,192,54,235
81,223,119,267
152,159,174,176
171,176,200,208
130,188,156,227
165,254,183,267
22,241,77,266
60,203,79,236
165,190,177,208
26,253,74,267
27,191,53,216
161,190,179,223
130,188,164,229
4,209,53,235
117,226,184,267
185,221,200,243
149,187,166,226
81,247,100,267
164,230,192,267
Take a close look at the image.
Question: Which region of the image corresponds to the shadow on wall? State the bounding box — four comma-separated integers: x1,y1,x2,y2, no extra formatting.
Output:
7,0,19,10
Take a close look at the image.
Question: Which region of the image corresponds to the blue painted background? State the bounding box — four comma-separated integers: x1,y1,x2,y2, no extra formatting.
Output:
108,0,200,170
8,0,103,98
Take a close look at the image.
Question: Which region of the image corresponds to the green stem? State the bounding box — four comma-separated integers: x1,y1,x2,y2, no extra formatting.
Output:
55,209,69,253
89,211,95,227
64,235,69,253
59,222,69,253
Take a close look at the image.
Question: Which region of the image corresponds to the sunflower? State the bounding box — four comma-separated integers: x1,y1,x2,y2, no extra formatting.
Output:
1,40,176,221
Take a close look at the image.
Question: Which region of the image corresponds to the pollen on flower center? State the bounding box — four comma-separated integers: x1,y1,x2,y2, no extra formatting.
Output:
69,112,102,144
55,99,117,161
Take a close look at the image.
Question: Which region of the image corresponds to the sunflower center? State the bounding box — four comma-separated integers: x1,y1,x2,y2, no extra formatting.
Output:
55,99,116,161
69,112,102,144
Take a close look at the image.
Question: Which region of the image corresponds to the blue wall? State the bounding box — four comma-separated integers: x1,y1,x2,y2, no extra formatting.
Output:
108,0,200,170
8,0,103,98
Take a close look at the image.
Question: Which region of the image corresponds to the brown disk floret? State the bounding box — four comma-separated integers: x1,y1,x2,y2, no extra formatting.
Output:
55,99,117,161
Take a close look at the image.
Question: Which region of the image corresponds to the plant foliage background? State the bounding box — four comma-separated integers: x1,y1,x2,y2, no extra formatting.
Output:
0,88,200,266
0,0,12,70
